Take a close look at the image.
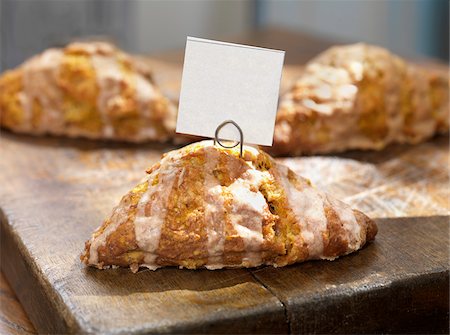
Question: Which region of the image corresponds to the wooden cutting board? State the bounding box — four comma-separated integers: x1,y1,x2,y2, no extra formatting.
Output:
0,132,448,334
1,29,449,333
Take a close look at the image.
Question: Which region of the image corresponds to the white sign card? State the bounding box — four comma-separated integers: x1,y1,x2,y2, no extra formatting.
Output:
176,37,285,146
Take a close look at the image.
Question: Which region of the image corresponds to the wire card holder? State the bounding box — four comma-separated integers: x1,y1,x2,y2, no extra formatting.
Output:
213,120,244,157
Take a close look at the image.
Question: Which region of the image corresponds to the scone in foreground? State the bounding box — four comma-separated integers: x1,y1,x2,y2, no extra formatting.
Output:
0,42,176,142
272,43,449,155
81,141,377,272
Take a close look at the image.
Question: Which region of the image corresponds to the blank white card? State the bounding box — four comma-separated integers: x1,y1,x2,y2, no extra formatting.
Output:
176,37,285,146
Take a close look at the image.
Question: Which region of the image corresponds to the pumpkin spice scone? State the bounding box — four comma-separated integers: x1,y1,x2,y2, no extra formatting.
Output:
271,43,449,156
81,141,377,272
0,42,177,142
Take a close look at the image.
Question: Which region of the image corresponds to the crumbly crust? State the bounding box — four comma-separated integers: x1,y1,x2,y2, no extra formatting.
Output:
81,140,377,271
271,43,449,156
0,42,177,142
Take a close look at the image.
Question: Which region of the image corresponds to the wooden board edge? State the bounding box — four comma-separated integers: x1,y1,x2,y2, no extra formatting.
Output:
374,214,450,224
281,216,450,334
0,206,289,334
0,209,80,334
154,299,288,334
288,269,449,334
3,212,447,333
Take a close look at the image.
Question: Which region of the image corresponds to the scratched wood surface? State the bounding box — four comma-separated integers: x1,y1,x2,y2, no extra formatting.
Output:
280,136,450,218
0,28,449,333
0,132,448,333
0,133,288,334
253,215,449,334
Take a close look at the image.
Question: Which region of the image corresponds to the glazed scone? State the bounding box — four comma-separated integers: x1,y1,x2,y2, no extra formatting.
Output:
271,43,449,156
81,140,377,272
0,42,177,142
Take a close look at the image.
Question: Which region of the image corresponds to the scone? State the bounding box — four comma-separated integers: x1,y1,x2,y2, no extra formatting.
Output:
271,43,449,156
0,42,177,142
81,140,377,272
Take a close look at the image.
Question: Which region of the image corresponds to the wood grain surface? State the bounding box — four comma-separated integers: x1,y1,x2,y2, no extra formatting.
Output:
0,130,449,334
252,216,449,334
0,28,449,333
0,133,288,334
280,136,450,218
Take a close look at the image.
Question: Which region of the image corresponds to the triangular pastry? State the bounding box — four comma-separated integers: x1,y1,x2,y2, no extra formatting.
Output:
271,43,449,155
0,42,177,142
81,141,377,272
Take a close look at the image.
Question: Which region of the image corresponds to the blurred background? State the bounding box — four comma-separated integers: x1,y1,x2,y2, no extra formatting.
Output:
1,0,448,71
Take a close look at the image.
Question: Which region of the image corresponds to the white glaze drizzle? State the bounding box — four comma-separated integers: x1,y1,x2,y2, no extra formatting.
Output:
21,49,64,132
203,148,226,269
133,150,181,269
87,141,363,270
134,72,159,140
227,164,267,267
278,164,328,259
88,196,133,265
90,54,122,137
382,50,404,144
17,92,32,131
278,161,364,259
14,41,179,142
86,149,181,268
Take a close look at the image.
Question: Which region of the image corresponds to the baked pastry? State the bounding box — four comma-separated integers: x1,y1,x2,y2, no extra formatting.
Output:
81,140,377,272
0,42,177,142
271,43,449,155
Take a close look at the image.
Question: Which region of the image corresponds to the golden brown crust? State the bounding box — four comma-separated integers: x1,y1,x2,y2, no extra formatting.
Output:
0,42,177,142
261,164,308,267
81,141,377,271
221,189,246,266
97,220,143,268
81,180,148,268
156,150,209,268
354,209,378,243
271,43,449,156
428,70,450,134
322,204,349,259
0,69,25,129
